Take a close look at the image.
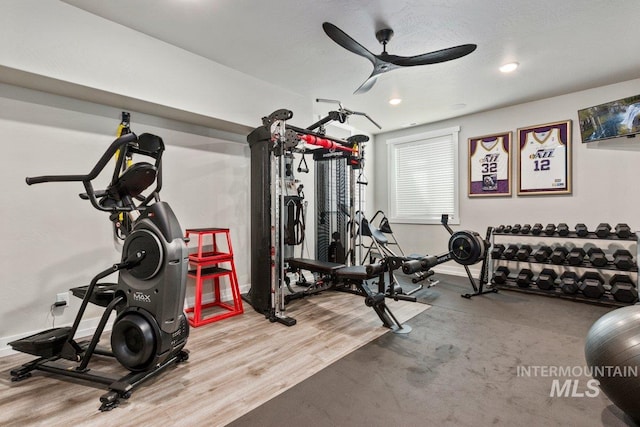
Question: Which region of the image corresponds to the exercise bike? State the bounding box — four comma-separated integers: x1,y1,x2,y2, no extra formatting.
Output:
9,132,189,411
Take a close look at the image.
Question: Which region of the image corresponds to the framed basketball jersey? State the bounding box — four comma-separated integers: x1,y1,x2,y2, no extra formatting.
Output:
517,120,572,196
468,131,512,197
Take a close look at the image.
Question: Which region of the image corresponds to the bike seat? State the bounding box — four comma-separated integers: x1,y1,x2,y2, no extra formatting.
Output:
111,162,157,199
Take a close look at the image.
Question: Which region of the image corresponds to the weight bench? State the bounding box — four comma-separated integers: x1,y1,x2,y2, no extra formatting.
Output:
286,258,410,333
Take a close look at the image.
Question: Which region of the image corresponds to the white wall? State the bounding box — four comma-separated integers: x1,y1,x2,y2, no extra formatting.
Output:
0,84,251,355
0,0,311,132
374,78,640,276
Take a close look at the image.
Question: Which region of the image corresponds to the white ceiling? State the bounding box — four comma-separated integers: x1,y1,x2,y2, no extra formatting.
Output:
62,0,640,134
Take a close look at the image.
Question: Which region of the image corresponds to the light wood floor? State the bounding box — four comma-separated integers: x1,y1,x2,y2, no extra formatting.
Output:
0,293,428,427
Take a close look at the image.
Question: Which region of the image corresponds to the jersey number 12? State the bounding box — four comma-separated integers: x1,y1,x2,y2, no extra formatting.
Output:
533,159,550,171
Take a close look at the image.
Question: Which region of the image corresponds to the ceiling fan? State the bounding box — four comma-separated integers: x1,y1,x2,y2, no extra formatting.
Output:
322,22,477,94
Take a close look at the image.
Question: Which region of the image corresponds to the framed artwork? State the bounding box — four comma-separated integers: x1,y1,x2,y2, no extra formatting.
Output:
468,131,512,197
517,120,572,196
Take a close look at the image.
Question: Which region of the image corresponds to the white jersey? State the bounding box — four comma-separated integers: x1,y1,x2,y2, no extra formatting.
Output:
520,128,567,192
470,137,509,192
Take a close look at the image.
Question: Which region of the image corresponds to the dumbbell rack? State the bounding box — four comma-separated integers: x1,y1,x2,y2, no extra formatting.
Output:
489,225,639,307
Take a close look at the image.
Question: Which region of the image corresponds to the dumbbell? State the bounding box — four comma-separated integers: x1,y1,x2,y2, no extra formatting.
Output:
615,223,632,239
511,224,522,234
503,244,519,260
557,223,570,237
587,247,608,267
536,268,557,291
610,274,638,303
531,223,543,235
492,266,511,284
613,249,634,270
517,268,534,288
521,224,532,234
550,247,569,264
495,225,506,233
579,272,605,299
491,244,506,259
566,247,586,266
595,223,611,238
533,246,553,262
544,223,557,236
516,245,533,261
575,223,589,237
503,225,513,233
560,271,579,294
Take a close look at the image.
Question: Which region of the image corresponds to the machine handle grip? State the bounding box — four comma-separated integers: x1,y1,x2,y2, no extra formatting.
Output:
24,133,138,186
79,190,108,200
25,176,49,185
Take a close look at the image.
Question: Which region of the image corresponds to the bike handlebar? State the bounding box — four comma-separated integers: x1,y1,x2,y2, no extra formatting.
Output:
25,133,138,186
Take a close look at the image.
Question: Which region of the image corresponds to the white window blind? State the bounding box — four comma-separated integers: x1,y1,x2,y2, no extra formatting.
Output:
387,126,460,224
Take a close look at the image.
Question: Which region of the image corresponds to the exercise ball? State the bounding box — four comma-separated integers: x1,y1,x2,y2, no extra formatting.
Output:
584,304,640,423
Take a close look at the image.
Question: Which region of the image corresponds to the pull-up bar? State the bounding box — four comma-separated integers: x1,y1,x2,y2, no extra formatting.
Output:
297,134,355,153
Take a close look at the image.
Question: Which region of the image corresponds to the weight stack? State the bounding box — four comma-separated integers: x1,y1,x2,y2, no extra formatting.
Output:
246,126,273,314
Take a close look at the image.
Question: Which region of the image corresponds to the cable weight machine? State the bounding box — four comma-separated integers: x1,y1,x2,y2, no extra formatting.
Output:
246,107,376,326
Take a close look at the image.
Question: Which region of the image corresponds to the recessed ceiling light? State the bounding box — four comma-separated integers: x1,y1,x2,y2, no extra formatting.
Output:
499,62,519,73
389,98,402,105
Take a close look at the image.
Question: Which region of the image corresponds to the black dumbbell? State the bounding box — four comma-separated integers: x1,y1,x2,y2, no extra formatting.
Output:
615,223,632,239
517,269,534,288
495,225,506,233
613,249,634,270
579,272,605,299
550,247,569,264
536,268,557,290
511,224,522,234
610,274,638,303
532,223,543,235
567,247,586,266
516,245,533,261
587,247,608,267
503,244,519,260
493,266,511,284
575,223,589,237
560,271,579,294
557,223,570,236
534,246,553,262
491,244,506,259
503,225,513,233
521,224,532,234
545,223,557,236
595,223,612,238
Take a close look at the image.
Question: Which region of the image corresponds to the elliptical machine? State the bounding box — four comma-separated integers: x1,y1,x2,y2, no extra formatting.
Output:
9,132,189,411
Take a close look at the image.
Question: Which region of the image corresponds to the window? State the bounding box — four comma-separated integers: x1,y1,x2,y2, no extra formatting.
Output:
387,126,460,224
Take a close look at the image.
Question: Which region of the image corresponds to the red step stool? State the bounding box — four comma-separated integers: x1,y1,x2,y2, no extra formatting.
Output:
184,228,243,327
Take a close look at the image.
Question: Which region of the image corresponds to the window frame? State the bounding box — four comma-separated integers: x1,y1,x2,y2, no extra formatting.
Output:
386,126,460,225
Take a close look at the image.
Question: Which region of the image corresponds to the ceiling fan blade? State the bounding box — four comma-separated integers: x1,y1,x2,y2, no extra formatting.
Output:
389,44,477,67
354,74,378,94
323,22,377,64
